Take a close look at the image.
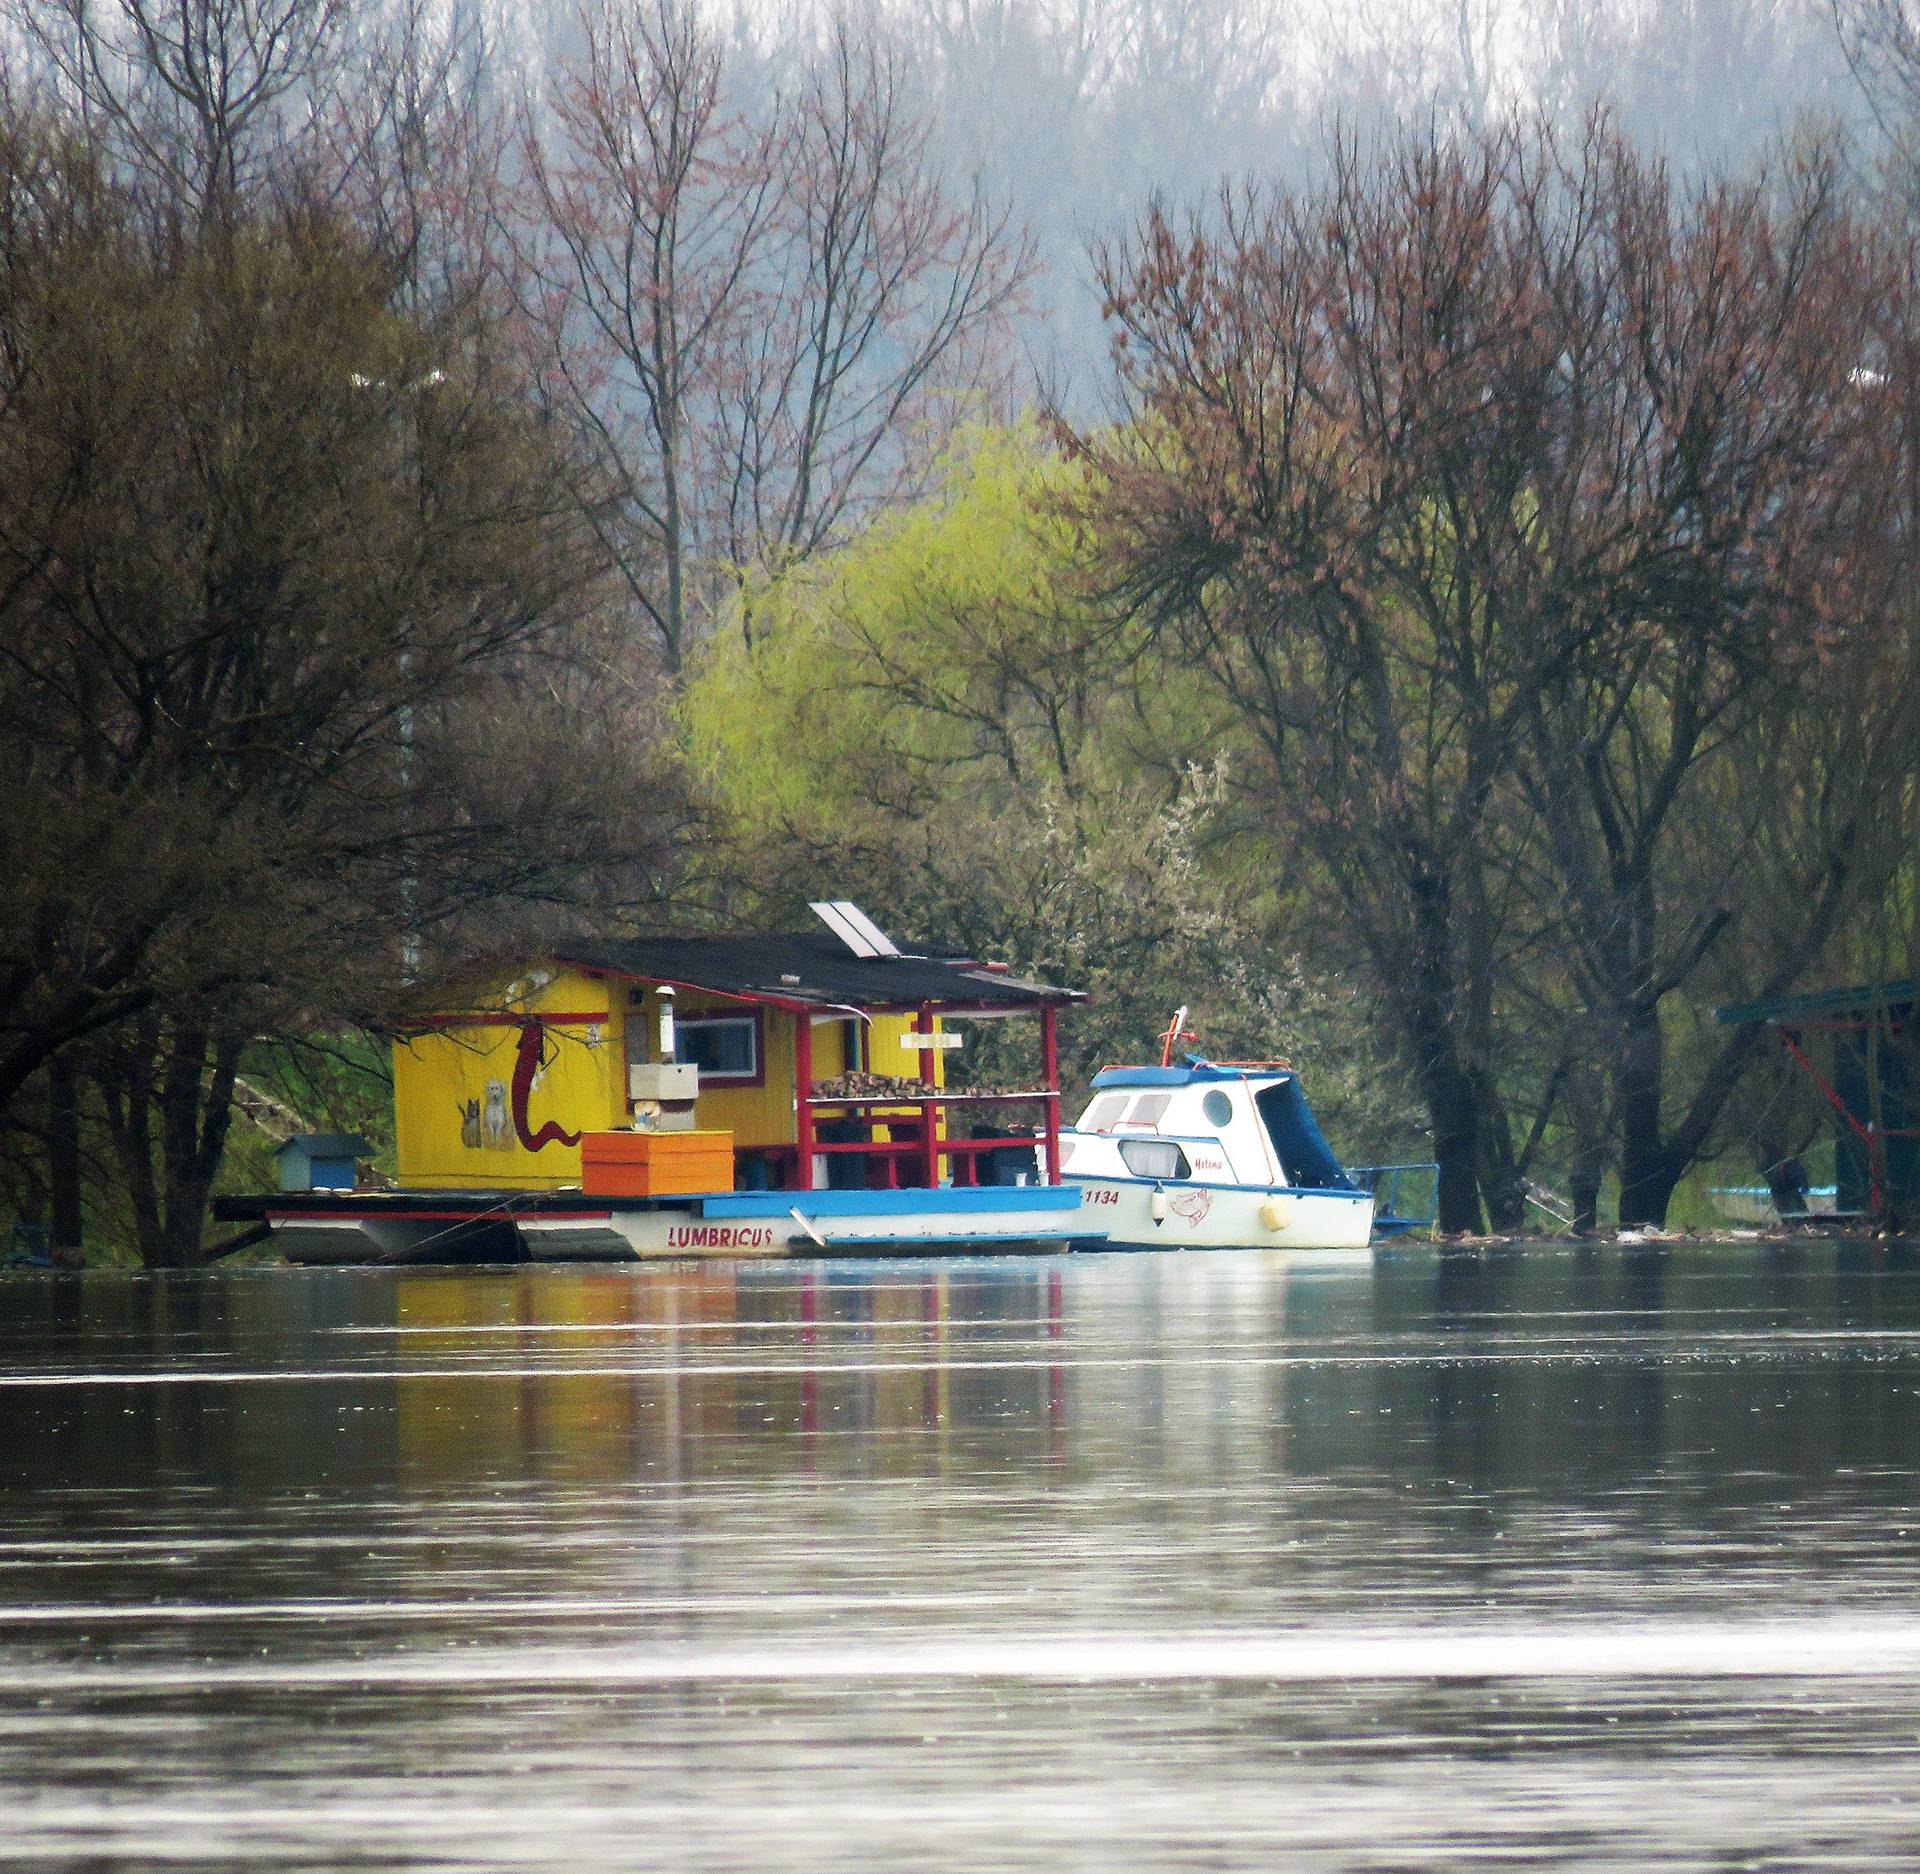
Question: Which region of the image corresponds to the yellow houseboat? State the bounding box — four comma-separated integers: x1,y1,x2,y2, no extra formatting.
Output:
221,906,1093,1263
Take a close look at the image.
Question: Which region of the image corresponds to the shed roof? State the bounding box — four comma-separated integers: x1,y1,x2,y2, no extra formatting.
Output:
275,1133,372,1159
1715,979,1918,1026
554,930,1083,1014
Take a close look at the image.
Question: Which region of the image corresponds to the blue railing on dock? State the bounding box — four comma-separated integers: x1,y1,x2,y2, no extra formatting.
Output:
1350,1163,1439,1236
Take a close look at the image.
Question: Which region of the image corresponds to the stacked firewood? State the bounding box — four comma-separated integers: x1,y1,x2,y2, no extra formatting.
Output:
810,1071,1027,1100
810,1070,938,1100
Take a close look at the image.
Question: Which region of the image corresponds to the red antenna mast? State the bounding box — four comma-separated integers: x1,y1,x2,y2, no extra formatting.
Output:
1158,1006,1198,1067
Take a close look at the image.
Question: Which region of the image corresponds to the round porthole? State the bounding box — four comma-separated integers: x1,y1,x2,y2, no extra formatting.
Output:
1201,1089,1234,1127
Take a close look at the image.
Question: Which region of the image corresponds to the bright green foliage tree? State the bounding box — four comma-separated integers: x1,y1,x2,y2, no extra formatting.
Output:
690,421,1132,829
682,422,1419,1157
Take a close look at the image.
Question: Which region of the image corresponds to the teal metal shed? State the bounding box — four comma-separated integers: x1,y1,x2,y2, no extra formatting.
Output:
1716,981,1918,1221
275,1133,372,1194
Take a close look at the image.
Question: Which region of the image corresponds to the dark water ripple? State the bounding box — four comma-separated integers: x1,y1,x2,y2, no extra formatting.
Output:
3,1242,1920,1870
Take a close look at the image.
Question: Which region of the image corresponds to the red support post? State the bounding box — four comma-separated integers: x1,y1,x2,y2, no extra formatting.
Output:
1778,1027,1874,1145
1041,1003,1062,1185
918,1000,940,1188
1779,1024,1883,1218
793,1010,815,1192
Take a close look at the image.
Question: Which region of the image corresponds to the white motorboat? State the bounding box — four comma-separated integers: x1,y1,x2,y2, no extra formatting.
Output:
1057,1022,1377,1249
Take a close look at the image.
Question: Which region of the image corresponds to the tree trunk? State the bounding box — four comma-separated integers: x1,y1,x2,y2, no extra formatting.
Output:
1424,1064,1482,1234
1400,870,1484,1235
48,1054,83,1262
1471,1069,1527,1231
1615,998,1675,1225
94,1014,164,1260
156,1025,244,1267
1569,1109,1607,1233
1561,1060,1609,1235
1570,1171,1601,1234
1407,1002,1482,1234
1608,855,1674,1228
94,1019,246,1268
1618,1153,1684,1227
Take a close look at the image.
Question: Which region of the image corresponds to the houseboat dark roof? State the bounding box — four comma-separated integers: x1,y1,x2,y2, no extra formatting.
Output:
554,930,1084,1014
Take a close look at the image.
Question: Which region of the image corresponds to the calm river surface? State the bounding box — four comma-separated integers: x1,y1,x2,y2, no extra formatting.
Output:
4,1242,1920,1870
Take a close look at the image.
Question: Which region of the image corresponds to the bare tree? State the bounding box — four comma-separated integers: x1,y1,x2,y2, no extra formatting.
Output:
12,0,352,220
1078,127,1571,1232
515,0,778,672
1834,0,1920,128
0,101,678,1262
1502,137,1910,1222
315,0,508,316
514,0,1031,670
715,22,1029,566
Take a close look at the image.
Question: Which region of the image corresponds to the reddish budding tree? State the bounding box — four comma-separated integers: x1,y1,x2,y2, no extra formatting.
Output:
1501,141,1910,1225
1075,119,1913,1231
1077,129,1578,1233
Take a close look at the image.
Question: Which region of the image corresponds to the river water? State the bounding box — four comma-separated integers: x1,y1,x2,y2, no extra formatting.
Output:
3,1242,1920,1870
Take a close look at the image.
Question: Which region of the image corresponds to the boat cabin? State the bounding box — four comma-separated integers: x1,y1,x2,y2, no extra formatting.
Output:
1059,1060,1360,1192
392,908,1085,1197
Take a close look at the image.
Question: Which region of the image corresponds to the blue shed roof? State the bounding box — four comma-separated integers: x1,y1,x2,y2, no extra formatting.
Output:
275,1133,372,1160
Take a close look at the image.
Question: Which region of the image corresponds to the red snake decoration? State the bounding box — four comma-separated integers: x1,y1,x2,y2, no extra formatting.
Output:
511,1018,582,1152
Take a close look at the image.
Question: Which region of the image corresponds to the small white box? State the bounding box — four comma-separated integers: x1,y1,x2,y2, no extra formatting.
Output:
629,1062,700,1101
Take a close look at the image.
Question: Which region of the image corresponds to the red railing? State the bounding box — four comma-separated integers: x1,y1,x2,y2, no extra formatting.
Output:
800,1088,1056,1189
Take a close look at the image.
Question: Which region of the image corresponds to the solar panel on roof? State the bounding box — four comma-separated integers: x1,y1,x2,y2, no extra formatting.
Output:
832,902,901,958
809,901,880,958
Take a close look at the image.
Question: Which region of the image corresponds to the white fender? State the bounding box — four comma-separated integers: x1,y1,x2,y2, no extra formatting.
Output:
1260,1194,1296,1233
1149,1187,1168,1224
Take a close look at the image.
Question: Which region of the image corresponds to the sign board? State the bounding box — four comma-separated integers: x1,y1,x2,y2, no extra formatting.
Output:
899,1031,964,1050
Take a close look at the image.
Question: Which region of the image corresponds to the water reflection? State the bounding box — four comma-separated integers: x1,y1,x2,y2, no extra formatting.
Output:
3,1244,1920,1870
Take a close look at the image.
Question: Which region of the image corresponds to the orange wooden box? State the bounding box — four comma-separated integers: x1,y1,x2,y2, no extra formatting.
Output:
580,1129,736,1198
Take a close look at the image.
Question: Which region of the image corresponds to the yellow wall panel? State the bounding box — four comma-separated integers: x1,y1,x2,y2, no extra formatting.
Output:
392,965,625,1190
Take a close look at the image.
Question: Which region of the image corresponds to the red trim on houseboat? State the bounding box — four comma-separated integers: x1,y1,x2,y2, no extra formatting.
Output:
266,1208,616,1222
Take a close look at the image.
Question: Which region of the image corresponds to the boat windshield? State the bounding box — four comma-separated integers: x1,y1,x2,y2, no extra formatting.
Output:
1254,1078,1357,1190
1079,1093,1127,1132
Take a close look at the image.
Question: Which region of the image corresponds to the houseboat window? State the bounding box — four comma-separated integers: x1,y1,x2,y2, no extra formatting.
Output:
1127,1093,1171,1129
1081,1093,1126,1131
1119,1138,1190,1179
676,1015,758,1080
1201,1089,1234,1127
